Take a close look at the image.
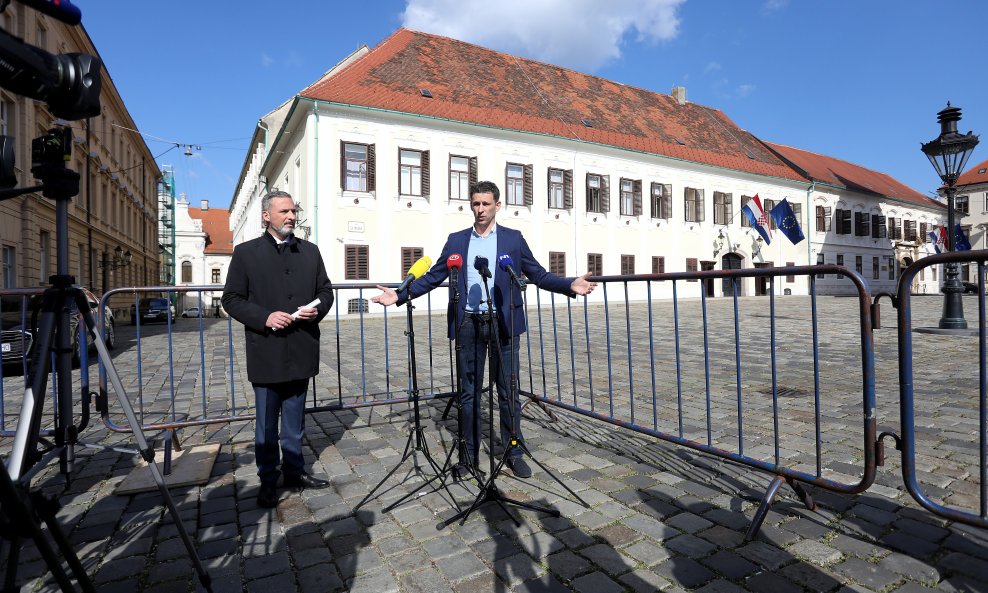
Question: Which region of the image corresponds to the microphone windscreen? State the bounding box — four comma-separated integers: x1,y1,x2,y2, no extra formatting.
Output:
447,253,463,269
474,256,489,271
497,254,515,270
408,256,432,279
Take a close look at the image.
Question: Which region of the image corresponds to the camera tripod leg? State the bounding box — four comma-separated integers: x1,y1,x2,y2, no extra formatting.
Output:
78,297,213,593
0,464,95,592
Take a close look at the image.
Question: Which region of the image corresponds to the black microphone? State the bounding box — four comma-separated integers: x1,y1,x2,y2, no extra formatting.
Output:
474,256,491,279
397,256,432,293
497,254,526,289
447,253,463,285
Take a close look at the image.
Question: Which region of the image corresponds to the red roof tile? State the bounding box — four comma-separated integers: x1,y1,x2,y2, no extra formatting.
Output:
300,29,805,183
188,206,233,255
957,157,988,187
764,142,943,210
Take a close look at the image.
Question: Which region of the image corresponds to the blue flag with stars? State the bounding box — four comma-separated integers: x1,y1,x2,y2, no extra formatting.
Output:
769,198,805,245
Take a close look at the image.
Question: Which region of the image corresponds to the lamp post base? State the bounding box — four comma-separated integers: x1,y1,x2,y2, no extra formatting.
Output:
938,262,967,330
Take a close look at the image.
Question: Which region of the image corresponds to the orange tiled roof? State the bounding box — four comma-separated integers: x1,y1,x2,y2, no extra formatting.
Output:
188,206,233,255
765,142,943,210
957,157,988,187
300,29,805,183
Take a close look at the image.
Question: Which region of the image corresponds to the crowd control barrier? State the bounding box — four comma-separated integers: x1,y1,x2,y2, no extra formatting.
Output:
1,253,986,537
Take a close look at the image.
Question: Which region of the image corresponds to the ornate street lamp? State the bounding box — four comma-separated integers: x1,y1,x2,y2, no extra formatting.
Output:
921,103,979,329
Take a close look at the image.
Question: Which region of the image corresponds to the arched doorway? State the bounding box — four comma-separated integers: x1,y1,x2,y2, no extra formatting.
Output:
721,253,744,296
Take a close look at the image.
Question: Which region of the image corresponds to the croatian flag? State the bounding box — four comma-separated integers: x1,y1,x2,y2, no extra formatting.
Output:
929,225,946,253
742,194,773,245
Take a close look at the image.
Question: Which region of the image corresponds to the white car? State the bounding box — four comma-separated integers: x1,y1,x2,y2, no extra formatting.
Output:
181,307,202,318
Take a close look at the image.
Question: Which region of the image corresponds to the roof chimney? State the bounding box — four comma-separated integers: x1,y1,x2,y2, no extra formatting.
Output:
201,199,209,211
672,86,687,105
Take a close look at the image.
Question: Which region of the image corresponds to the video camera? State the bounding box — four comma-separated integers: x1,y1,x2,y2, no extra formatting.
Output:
0,0,98,194
0,0,101,121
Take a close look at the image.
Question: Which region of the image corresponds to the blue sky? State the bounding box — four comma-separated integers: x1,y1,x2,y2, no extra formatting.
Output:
79,0,988,210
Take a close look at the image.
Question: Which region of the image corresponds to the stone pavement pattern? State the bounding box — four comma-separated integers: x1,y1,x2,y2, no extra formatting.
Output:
1,294,987,592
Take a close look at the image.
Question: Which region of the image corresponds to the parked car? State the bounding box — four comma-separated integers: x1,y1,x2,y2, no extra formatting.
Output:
131,297,174,324
962,281,980,294
1,288,115,366
181,306,202,318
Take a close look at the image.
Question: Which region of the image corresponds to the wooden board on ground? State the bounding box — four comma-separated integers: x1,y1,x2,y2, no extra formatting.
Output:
115,443,220,495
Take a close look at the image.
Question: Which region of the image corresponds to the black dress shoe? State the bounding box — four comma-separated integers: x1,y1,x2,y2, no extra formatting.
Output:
257,482,278,508
506,457,532,479
283,473,330,490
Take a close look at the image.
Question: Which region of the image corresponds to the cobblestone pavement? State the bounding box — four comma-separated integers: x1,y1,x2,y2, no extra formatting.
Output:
1,293,987,592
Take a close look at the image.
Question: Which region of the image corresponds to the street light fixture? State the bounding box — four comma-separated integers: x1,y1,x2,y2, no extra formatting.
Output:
101,246,133,271
921,102,979,330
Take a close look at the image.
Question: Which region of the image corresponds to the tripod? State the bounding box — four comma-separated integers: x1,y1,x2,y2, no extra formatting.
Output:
354,298,459,512
443,268,586,527
0,127,212,592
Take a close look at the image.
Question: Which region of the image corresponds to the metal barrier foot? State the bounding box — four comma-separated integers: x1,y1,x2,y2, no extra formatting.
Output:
745,475,785,541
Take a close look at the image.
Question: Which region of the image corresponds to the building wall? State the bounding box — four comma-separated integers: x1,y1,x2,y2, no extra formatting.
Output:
173,197,230,313
0,6,160,318
231,101,945,314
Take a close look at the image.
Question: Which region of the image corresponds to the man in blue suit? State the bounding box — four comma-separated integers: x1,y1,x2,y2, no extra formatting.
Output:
373,181,596,478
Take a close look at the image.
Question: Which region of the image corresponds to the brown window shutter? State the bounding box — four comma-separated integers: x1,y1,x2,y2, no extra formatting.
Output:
650,182,659,217
401,247,423,277
564,169,573,209
339,140,345,190
366,144,376,192
469,157,478,185
633,180,642,216
421,150,430,198
524,164,533,207
601,175,610,213
345,245,356,279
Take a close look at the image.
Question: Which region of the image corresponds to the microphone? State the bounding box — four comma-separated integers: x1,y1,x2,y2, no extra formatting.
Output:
447,253,462,285
497,254,526,289
474,256,491,279
19,0,82,25
397,256,432,293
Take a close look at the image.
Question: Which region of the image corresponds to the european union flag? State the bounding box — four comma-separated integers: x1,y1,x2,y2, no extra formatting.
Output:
954,223,972,251
769,198,805,245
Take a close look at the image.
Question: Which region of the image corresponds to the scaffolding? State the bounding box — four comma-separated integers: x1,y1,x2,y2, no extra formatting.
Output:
158,167,176,286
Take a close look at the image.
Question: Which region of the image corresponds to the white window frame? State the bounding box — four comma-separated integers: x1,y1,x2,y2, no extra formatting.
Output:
450,156,469,200
344,143,368,192
505,163,524,206
399,149,423,196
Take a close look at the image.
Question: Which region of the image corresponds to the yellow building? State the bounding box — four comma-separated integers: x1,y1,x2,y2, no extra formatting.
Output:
0,4,159,319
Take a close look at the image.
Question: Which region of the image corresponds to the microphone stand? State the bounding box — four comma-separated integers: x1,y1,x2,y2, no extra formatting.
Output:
355,292,458,512
443,269,581,527
444,269,474,482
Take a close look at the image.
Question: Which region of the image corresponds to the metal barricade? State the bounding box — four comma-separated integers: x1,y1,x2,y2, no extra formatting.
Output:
0,287,95,437
95,284,457,440
892,249,988,528
520,265,877,537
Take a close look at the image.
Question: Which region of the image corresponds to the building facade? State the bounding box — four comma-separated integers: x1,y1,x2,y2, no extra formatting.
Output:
0,6,160,319
953,157,988,285
173,196,232,315
230,29,945,315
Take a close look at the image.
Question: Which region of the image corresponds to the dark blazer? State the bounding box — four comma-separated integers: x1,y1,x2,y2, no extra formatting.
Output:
398,225,574,339
222,233,334,384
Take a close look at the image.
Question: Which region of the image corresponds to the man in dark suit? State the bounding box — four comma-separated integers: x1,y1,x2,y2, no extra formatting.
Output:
373,181,595,478
223,190,335,508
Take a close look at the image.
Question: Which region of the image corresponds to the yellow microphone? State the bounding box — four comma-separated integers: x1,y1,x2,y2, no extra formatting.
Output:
396,256,432,293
